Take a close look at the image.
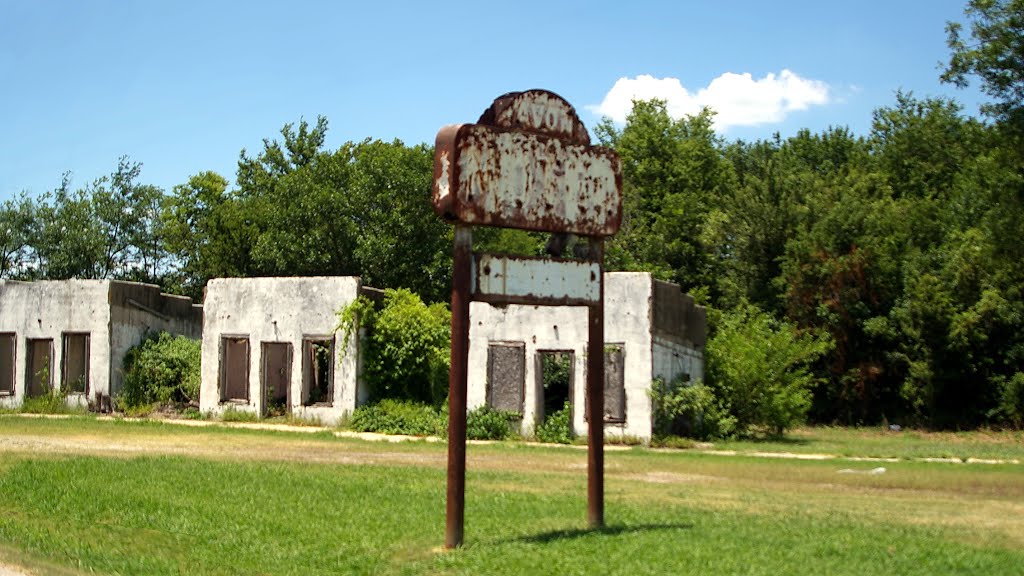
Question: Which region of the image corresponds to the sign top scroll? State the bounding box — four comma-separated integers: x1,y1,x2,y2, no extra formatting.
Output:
433,90,623,237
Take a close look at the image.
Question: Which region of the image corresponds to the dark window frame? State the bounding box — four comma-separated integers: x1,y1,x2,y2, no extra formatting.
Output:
0,333,15,396
301,336,335,407
536,348,575,424
220,335,250,402
584,343,627,424
486,341,526,414
25,338,54,399
61,332,90,395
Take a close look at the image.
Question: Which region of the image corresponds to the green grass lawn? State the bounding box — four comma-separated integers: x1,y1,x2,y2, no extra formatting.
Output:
0,416,1022,575
707,425,1024,461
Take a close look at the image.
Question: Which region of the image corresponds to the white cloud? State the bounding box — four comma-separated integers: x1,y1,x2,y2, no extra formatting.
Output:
588,70,830,131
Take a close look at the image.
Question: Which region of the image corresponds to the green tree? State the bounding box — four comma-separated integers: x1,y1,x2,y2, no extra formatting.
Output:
346,139,451,303
596,100,733,301
0,193,37,279
705,303,832,437
90,157,167,282
33,176,105,279
160,171,253,299
943,0,1024,127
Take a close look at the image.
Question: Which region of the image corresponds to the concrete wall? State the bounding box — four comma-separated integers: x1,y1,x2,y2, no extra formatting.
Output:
467,272,702,440
0,280,203,409
0,280,112,408
199,277,361,425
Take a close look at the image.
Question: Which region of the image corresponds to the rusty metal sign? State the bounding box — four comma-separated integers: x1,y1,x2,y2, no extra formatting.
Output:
433,90,622,236
473,254,600,306
437,90,621,549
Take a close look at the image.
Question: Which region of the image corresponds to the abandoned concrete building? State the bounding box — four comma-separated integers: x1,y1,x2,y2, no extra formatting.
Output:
468,272,706,441
0,279,202,410
198,277,366,425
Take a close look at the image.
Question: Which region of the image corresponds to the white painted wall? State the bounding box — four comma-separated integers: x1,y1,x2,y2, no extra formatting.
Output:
466,272,702,441
0,280,111,409
0,280,203,410
468,301,588,436
199,277,361,425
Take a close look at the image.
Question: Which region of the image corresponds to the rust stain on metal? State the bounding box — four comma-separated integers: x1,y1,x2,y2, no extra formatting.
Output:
433,91,622,237
472,253,600,306
479,89,591,145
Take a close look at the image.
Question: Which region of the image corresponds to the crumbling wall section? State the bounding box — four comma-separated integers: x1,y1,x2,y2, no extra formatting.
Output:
199,277,361,424
467,272,661,440
108,281,203,396
0,280,112,409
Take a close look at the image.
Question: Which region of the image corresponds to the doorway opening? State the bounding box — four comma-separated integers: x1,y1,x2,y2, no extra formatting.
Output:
537,350,573,423
261,342,291,417
302,337,333,406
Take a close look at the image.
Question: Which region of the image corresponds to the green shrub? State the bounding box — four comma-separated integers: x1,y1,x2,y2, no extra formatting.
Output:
535,401,573,444
119,332,201,410
466,405,519,440
706,303,833,437
989,372,1024,428
650,376,736,440
350,399,445,436
338,289,450,405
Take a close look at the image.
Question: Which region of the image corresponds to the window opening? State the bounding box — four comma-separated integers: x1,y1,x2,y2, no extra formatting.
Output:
0,333,14,395
537,350,573,423
486,342,525,413
62,333,89,394
302,338,333,406
584,344,626,423
261,342,291,417
26,338,53,398
220,336,250,401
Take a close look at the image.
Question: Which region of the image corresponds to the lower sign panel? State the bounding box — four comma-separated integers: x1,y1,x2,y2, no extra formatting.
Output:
473,254,600,306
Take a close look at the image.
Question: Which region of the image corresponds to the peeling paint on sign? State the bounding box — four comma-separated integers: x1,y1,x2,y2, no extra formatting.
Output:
472,254,600,306
432,90,622,237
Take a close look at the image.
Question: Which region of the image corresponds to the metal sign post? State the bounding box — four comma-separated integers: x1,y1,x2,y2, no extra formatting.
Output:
432,90,622,548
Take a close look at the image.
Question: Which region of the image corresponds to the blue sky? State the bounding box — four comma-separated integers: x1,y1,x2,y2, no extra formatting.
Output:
1,0,986,202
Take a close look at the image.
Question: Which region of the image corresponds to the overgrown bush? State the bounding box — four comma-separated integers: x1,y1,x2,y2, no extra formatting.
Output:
119,331,201,410
990,372,1024,428
466,405,519,441
338,289,450,405
705,303,833,437
349,399,445,436
650,376,736,440
535,400,573,444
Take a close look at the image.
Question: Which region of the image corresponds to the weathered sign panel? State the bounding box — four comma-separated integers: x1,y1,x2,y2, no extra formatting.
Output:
434,125,622,236
473,254,600,306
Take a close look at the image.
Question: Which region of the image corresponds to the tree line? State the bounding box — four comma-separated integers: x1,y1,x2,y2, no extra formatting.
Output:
2,0,1021,430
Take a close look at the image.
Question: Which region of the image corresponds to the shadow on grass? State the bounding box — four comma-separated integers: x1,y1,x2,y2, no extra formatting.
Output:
511,522,692,544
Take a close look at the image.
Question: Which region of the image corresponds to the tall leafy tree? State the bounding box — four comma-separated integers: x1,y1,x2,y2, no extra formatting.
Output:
161,171,253,299
943,0,1024,127
0,193,37,279
596,100,733,300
